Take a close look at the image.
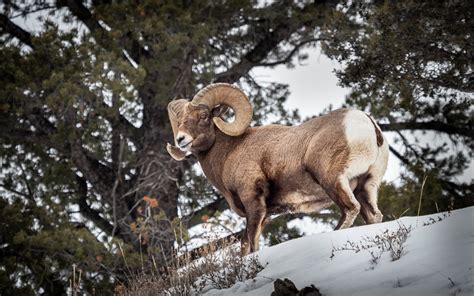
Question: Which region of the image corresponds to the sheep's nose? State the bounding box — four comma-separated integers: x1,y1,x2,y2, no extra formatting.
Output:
176,135,185,145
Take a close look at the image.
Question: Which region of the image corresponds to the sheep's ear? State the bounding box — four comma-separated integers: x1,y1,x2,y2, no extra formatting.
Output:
211,105,229,119
166,143,186,161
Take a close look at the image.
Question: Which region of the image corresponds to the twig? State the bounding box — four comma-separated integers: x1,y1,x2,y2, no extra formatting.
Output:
111,137,125,237
256,38,327,67
398,207,410,219
118,242,133,277
417,175,428,220
10,6,56,19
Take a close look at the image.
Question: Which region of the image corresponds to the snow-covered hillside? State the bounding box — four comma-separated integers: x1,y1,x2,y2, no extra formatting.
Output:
205,207,474,296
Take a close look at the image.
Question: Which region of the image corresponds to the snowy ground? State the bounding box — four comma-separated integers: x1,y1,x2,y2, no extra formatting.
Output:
204,206,474,296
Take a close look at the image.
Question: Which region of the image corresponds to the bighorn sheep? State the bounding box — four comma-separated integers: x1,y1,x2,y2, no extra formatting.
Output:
167,83,389,255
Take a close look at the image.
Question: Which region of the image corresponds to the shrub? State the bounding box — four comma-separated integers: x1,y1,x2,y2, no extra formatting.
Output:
126,238,263,295
330,222,413,266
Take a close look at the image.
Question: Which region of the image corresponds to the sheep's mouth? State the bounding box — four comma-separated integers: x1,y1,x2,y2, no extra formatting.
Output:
178,141,192,150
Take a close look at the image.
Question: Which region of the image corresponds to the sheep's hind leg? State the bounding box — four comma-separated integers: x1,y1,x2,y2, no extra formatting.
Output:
326,176,361,230
354,175,383,224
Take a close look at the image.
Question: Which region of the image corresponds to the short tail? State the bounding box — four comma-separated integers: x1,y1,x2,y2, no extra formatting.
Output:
366,114,384,147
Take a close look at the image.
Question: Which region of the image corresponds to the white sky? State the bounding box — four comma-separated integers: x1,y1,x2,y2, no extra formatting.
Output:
253,47,348,117
252,46,402,183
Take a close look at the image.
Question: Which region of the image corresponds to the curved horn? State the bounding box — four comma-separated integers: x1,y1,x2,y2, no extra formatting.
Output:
167,143,186,161
167,99,188,161
191,83,252,136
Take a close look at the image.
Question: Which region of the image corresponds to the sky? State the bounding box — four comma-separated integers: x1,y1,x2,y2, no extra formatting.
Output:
252,46,402,183
253,47,348,117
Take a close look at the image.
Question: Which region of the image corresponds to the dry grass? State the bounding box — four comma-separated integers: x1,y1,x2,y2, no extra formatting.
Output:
125,239,264,295
69,263,82,296
330,222,413,266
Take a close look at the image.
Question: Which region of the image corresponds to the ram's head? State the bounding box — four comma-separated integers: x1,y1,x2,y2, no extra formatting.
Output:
166,83,253,160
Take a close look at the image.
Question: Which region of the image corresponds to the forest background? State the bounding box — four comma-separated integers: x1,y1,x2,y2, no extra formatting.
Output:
0,1,472,294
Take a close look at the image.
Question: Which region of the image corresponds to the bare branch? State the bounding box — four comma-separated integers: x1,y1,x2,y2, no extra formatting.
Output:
213,21,293,83
76,175,115,235
71,139,114,197
56,0,102,34
389,145,411,167
10,5,56,19
0,183,32,199
111,138,125,237
389,145,472,198
178,210,334,262
101,102,142,149
183,198,229,228
379,121,473,139
0,14,34,48
178,230,244,262
57,0,149,64
214,2,335,83
256,38,326,67
395,130,423,161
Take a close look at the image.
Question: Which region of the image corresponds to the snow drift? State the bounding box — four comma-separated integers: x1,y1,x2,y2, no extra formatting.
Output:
204,206,474,295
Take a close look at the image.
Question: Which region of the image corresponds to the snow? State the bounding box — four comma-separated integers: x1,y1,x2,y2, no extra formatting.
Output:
204,206,474,295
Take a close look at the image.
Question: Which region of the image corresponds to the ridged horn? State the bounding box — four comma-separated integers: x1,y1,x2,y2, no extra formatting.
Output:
191,83,252,136
167,99,188,161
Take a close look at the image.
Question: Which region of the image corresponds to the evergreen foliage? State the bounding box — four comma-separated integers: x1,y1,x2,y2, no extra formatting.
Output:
320,0,473,217
1,1,334,293
0,1,472,293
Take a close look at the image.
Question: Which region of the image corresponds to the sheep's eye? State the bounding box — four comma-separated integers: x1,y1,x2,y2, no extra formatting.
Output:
200,112,209,119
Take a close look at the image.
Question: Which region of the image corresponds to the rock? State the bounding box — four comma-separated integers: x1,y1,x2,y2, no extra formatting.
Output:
299,284,322,296
271,278,322,296
271,278,299,296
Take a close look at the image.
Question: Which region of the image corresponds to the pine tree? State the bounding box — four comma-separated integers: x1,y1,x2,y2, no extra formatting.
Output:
320,0,473,217
0,1,338,293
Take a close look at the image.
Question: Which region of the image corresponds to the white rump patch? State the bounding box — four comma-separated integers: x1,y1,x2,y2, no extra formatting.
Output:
343,110,379,179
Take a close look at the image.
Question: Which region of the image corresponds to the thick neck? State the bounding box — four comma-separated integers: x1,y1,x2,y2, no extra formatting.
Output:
195,129,235,192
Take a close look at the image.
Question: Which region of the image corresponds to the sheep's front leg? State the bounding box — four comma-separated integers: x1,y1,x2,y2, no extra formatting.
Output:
240,228,251,256
241,196,266,256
